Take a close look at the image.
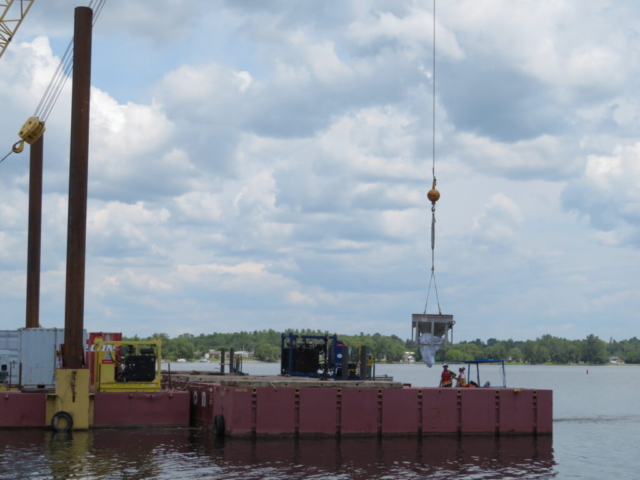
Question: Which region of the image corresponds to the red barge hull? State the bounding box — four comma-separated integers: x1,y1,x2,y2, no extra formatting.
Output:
0,378,551,435
0,391,190,428
185,379,552,436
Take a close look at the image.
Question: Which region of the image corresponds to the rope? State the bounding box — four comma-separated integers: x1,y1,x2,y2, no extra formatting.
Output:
424,0,442,316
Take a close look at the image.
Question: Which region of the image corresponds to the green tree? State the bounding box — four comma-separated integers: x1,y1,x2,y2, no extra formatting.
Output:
624,351,640,364
255,344,280,362
582,334,608,364
507,347,523,362
165,336,194,360
443,348,467,362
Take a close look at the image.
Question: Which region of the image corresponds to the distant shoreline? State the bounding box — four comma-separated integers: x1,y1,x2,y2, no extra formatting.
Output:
164,360,634,367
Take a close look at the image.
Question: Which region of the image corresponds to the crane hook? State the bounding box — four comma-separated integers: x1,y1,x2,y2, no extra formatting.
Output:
12,140,24,154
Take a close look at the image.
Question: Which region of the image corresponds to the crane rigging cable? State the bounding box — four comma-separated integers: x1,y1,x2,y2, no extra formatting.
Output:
35,0,107,122
1,0,108,165
424,0,442,316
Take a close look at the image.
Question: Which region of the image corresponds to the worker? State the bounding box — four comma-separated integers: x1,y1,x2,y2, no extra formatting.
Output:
456,367,467,387
439,364,455,387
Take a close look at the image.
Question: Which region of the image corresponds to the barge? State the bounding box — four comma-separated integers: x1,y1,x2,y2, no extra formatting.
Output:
1,331,552,436
176,373,552,436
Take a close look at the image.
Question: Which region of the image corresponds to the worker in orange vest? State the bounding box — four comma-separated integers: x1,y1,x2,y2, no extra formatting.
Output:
439,364,456,387
456,367,468,387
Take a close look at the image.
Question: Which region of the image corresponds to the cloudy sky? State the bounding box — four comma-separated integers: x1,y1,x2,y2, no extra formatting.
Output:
1,0,639,342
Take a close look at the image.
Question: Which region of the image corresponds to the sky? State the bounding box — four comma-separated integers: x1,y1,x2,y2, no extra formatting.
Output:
1,0,639,342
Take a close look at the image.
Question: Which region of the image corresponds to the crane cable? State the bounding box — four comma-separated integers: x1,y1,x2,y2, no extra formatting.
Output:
1,0,108,165
424,0,442,316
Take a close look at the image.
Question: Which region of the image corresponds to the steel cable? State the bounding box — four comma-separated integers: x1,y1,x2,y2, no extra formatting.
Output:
424,0,442,316
35,0,107,122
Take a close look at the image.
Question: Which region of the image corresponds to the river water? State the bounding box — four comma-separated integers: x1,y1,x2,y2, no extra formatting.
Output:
1,363,638,479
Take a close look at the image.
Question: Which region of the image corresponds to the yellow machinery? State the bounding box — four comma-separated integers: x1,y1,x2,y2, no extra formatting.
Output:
12,116,45,153
93,338,162,392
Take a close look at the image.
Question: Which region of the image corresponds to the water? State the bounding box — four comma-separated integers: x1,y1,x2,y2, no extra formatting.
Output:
1,364,639,479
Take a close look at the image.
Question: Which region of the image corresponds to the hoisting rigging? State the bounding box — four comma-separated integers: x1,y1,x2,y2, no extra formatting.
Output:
411,0,454,366
424,0,442,317
0,0,108,164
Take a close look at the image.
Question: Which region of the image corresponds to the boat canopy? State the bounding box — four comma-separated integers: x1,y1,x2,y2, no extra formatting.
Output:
447,359,506,388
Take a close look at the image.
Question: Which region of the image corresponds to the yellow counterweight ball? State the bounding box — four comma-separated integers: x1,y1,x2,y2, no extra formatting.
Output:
427,188,440,203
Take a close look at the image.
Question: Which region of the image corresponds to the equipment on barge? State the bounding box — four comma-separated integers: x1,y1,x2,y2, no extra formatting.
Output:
280,333,373,380
93,338,162,392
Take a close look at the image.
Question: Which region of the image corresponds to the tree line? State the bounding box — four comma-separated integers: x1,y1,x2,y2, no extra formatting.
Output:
442,334,640,365
124,330,640,365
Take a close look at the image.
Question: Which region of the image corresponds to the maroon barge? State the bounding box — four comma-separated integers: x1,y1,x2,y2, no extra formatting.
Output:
0,372,552,435
177,374,552,436
0,390,190,429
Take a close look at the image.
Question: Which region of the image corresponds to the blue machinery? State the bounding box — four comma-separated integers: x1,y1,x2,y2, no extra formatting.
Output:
280,333,372,380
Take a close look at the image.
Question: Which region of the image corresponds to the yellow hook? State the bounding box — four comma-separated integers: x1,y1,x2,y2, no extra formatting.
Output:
12,140,24,154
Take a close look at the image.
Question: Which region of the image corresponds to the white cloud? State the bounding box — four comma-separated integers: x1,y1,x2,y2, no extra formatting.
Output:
454,133,575,180
87,201,170,257
445,0,628,91
178,262,266,278
3,1,640,341
285,291,316,306
471,193,524,251
562,143,640,244
347,5,464,60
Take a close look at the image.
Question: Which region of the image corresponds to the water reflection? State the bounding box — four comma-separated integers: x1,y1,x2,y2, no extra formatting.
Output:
0,429,555,479
196,434,556,480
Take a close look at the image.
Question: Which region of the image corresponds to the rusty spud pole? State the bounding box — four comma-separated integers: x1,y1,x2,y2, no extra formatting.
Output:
25,135,43,329
63,6,93,369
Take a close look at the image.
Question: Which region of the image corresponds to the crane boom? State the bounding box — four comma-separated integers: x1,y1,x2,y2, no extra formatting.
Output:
0,0,34,59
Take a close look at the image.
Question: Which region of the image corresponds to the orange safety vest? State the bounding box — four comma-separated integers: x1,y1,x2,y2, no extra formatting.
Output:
441,370,453,386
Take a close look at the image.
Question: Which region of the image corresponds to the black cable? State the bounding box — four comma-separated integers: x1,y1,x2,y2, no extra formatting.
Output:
0,150,13,165
35,0,108,122
93,0,107,25
432,0,436,182
425,0,442,316
33,39,72,118
41,50,74,121
40,47,73,120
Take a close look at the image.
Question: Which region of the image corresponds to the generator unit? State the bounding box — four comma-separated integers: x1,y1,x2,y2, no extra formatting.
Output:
280,333,371,380
93,339,162,392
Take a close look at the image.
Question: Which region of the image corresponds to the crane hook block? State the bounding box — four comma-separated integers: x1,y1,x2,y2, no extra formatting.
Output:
427,188,440,204
17,117,46,146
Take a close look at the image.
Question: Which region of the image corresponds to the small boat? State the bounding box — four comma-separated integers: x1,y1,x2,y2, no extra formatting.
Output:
177,358,187,363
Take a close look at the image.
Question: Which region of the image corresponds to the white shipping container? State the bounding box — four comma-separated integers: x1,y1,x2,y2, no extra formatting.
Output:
0,330,21,384
20,328,66,388
0,329,88,387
